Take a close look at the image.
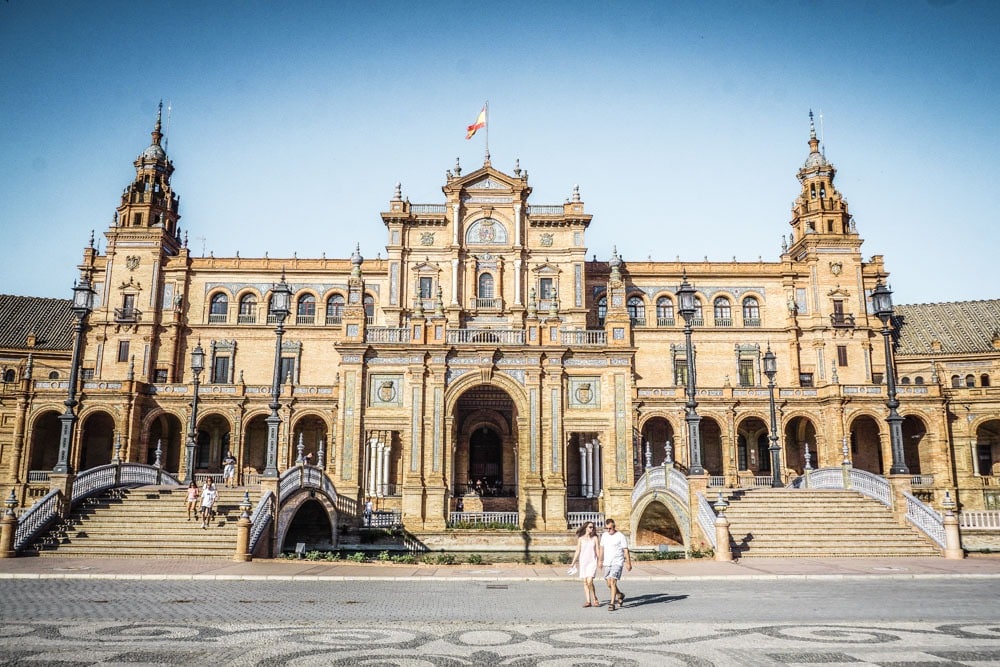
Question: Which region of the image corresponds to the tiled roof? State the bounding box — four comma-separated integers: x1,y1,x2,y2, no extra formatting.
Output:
894,300,1000,356
0,294,74,351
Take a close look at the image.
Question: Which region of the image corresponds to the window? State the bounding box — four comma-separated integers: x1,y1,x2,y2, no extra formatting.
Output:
872,372,884,385
914,376,925,385
597,295,607,326
693,299,704,325
742,297,760,325
627,295,645,325
674,358,688,386
539,278,554,300
153,369,168,383
419,277,433,299
279,357,296,384
795,288,808,314
364,294,375,323
122,293,136,318
656,297,674,325
209,293,228,323
900,377,911,385
738,358,755,387
2,369,14,383
326,294,345,324
714,297,732,326
982,374,991,388
117,340,130,363
212,356,230,384
297,295,316,323
48,371,60,380
951,375,961,388
81,368,95,380
478,273,494,299
238,294,257,324
966,374,976,388
799,373,814,388
837,345,848,367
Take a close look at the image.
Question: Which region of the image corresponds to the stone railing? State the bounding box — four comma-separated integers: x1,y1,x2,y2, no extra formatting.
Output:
447,511,519,527
278,465,338,504
527,205,564,215
695,492,717,550
567,512,605,530
447,329,525,345
410,204,447,214
560,330,606,346
903,492,945,548
631,466,689,508
960,510,1000,530
14,489,62,553
248,491,275,555
790,467,893,508
366,509,402,528
365,327,411,344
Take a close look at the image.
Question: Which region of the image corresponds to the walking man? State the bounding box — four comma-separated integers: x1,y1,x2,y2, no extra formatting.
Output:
598,518,632,611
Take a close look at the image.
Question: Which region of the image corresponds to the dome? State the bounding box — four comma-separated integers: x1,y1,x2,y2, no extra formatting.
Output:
142,144,166,160
803,150,829,169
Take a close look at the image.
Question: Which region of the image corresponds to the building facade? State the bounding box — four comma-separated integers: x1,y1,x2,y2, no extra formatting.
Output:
2,109,999,550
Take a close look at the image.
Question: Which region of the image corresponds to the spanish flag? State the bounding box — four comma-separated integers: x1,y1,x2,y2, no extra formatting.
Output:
466,104,487,139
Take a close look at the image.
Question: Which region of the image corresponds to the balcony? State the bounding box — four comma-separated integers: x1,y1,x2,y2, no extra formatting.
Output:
743,317,761,327
296,314,316,325
561,330,607,346
208,312,228,324
656,317,675,327
714,317,733,327
630,317,646,327
237,313,257,324
365,327,411,344
831,313,856,328
325,314,342,325
473,297,503,311
448,329,526,345
114,307,141,323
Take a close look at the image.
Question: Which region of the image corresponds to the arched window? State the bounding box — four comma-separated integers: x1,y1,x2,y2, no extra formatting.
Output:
900,377,911,385
627,295,645,326
914,376,924,385
48,370,60,380
742,296,760,326
209,293,228,323
982,374,991,388
2,369,14,383
597,295,607,326
296,295,316,324
714,297,732,326
951,375,961,388
238,294,257,324
364,294,375,323
656,297,674,326
478,273,494,299
966,374,976,388
326,294,345,324
693,299,704,325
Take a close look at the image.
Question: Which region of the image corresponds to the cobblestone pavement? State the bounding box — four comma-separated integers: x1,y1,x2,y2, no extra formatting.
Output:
0,578,997,665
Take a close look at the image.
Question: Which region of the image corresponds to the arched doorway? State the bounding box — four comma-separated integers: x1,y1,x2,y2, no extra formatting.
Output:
195,413,231,474
975,419,1000,477
902,415,929,475
849,415,884,475
454,384,518,499
290,414,328,467
700,417,724,475
281,498,335,552
28,410,61,473
736,417,770,473
146,412,183,472
243,414,268,474
640,417,675,469
783,416,818,475
79,411,115,470
634,499,683,547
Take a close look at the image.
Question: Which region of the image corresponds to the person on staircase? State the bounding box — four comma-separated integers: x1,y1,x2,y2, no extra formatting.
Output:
185,481,200,521
222,452,237,488
200,479,219,530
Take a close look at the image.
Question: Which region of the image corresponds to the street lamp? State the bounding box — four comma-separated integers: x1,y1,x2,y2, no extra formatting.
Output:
872,279,908,474
762,345,783,487
264,272,293,478
53,278,95,474
676,273,705,475
183,340,205,484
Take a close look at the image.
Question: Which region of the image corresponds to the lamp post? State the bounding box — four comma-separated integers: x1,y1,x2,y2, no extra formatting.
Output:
183,341,205,484
762,345,783,488
676,273,705,475
53,278,95,474
264,272,292,478
872,279,908,475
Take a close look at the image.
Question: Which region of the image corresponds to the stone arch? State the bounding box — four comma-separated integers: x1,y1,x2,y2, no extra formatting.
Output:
782,414,819,475
699,416,724,475
290,412,330,468
194,412,232,474
143,409,185,472
848,413,885,475
242,410,270,475
274,489,338,555
902,414,930,475
27,409,62,473
736,414,771,473
638,414,676,468
451,384,520,499
79,409,116,470
974,419,1000,477
631,495,686,548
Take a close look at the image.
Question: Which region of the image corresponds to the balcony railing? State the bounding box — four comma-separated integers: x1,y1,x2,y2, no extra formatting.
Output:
208,312,227,324
714,317,733,327
447,329,525,345
296,314,316,325
365,327,411,343
630,317,646,327
410,204,446,214
325,314,342,325
743,317,761,327
528,205,564,215
690,317,704,326
831,313,856,328
560,330,606,346
114,307,141,323
656,317,675,327
237,313,257,324
474,297,503,311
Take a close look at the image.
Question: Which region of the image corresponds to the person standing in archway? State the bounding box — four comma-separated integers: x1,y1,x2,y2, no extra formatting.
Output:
598,518,632,611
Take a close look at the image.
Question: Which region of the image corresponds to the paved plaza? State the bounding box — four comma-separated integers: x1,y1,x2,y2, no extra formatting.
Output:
0,556,999,665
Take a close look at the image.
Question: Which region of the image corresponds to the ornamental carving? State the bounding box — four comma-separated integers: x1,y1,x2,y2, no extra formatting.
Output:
126,255,140,271
830,261,843,276
540,233,554,247
420,232,434,246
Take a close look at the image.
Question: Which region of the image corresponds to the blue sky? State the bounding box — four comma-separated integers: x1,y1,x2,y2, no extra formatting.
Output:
1,0,997,305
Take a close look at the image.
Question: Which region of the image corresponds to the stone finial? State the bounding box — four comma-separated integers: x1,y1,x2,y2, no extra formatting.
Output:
25,354,33,380
513,159,521,177
393,182,402,201
549,288,559,317
454,157,462,176
89,230,95,248
434,285,444,317
183,231,188,248
572,184,580,202
781,235,788,253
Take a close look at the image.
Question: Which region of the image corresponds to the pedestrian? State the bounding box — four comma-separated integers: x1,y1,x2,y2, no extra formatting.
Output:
363,497,373,526
598,518,632,611
456,497,464,513
200,478,218,530
222,451,237,488
185,481,200,520
569,521,600,607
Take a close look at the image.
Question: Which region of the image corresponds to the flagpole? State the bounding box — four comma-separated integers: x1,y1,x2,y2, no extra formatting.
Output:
484,100,490,163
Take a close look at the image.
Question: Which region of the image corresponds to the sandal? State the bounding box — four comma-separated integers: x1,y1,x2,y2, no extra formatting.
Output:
582,602,592,608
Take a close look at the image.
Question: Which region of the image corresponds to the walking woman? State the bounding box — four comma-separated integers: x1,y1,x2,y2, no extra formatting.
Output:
569,521,600,607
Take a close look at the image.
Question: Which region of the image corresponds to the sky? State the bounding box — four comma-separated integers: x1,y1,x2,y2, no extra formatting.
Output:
1,0,998,306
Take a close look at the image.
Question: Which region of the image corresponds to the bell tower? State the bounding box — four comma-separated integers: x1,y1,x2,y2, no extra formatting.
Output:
787,110,858,254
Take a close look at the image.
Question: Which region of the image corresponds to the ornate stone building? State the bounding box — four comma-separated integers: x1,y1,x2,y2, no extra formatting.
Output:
1,109,998,552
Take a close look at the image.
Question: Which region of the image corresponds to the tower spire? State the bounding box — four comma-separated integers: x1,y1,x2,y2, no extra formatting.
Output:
151,100,164,148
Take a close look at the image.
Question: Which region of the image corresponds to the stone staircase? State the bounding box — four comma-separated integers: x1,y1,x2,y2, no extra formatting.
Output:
722,488,941,557
34,485,250,559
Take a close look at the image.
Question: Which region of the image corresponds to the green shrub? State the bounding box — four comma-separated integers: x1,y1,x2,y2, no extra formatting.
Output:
538,554,553,565
435,553,456,565
664,550,684,560
392,553,416,564
346,551,366,563
323,551,340,562
376,550,392,562
467,553,483,565
557,552,572,564
305,550,322,561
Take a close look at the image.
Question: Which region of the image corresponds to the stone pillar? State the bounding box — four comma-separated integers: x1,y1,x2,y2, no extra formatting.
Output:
713,494,732,562
887,474,913,525
942,493,964,560
687,473,711,546
0,511,17,558
233,494,252,562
